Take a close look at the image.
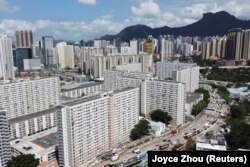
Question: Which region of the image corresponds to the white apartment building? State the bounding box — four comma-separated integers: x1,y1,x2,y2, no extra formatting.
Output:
9,107,57,139
56,42,75,69
57,88,139,167
61,82,103,98
0,34,15,80
181,43,194,56
113,63,142,72
104,70,185,125
141,79,186,126
130,39,138,54
23,59,41,71
0,77,60,120
57,95,110,167
120,46,131,54
108,88,140,148
80,51,151,78
155,61,197,80
0,109,11,167
173,66,199,92
160,39,174,61
103,70,153,91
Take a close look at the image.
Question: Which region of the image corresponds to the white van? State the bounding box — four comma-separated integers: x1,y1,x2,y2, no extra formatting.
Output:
111,155,119,161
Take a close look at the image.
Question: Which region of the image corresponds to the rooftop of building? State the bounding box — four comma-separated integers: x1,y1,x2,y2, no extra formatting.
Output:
196,134,227,147
196,142,227,151
156,61,197,65
9,107,59,124
63,95,102,107
227,87,249,94
62,87,138,107
61,96,76,102
0,77,58,85
61,81,103,92
186,92,203,104
151,79,181,84
11,128,58,157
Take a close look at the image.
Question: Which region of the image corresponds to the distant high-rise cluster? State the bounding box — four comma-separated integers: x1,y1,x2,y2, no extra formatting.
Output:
225,28,250,60
0,25,249,167
15,30,34,48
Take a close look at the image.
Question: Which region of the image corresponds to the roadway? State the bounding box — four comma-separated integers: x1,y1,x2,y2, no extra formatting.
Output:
200,66,250,70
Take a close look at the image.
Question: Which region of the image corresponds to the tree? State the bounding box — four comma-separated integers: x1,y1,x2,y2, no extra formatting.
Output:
150,110,172,125
7,154,39,167
191,88,210,116
195,88,210,103
65,66,71,70
225,100,250,150
192,100,207,116
179,55,189,62
247,60,250,66
130,119,150,141
191,55,206,67
139,112,145,117
78,67,82,74
185,139,196,151
81,92,85,97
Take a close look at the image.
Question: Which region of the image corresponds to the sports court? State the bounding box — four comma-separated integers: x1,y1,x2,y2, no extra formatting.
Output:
32,132,59,149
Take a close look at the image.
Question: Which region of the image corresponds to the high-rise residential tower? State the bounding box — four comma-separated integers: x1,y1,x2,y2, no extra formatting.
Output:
56,42,75,69
57,88,139,167
15,30,34,48
0,34,15,80
225,28,244,60
130,39,138,55
0,109,11,167
42,36,55,67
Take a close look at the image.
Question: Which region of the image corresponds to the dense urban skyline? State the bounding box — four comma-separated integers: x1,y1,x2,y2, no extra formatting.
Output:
0,1,250,167
0,0,250,40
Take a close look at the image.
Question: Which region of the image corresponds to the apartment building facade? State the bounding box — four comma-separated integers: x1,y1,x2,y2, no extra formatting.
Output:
57,88,140,167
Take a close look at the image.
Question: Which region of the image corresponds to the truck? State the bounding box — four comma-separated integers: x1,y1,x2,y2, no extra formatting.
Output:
184,133,193,139
159,144,169,150
171,129,179,134
110,155,119,161
137,152,147,159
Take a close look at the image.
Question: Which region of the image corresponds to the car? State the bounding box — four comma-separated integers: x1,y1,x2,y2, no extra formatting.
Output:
132,148,140,154
123,159,128,163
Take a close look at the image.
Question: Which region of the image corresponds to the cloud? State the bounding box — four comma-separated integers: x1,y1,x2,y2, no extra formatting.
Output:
0,15,124,40
180,3,219,19
1,0,250,41
131,0,161,18
182,0,250,19
0,0,20,13
78,0,96,6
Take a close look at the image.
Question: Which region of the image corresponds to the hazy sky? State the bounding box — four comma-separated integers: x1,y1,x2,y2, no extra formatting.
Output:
0,0,249,41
